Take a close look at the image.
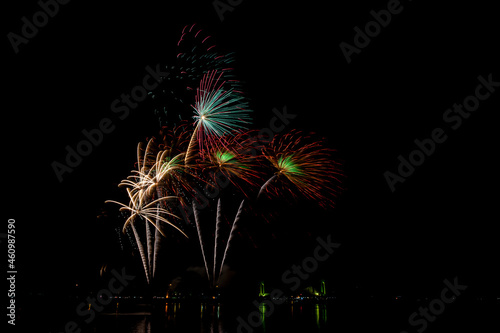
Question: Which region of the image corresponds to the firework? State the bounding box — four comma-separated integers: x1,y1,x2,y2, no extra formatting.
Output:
130,223,150,284
151,23,245,127
213,199,224,286
218,199,245,280
192,200,211,282
200,131,263,196
105,189,186,238
185,70,252,165
177,24,242,90
120,129,194,208
260,131,343,208
106,188,186,283
106,133,193,282
193,70,251,137
105,24,344,290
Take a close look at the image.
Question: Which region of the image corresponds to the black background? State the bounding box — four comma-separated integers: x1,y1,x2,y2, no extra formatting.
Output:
4,0,499,331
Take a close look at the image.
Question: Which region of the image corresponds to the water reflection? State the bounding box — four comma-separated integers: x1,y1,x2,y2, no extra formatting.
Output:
314,303,327,329
94,301,330,333
259,302,267,333
131,316,150,333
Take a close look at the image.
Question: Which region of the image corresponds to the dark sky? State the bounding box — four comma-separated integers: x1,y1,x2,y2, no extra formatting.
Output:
4,0,499,304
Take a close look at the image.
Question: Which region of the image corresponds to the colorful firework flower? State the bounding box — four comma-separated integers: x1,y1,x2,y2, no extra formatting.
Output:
151,23,245,127
260,131,343,208
193,70,251,138
185,70,252,165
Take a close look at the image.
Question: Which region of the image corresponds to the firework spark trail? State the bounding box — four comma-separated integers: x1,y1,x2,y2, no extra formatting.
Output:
130,223,150,284
184,122,200,166
213,199,223,286
257,174,277,199
152,186,165,280
152,192,169,279
152,215,161,279
145,214,153,279
193,201,212,283
219,199,245,279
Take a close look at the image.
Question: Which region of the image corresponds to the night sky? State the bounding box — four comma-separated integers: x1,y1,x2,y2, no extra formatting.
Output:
5,0,499,326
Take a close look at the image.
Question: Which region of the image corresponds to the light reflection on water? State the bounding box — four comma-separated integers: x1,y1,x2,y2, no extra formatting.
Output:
91,301,331,333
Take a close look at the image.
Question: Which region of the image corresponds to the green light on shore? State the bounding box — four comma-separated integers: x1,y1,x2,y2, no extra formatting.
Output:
259,281,269,297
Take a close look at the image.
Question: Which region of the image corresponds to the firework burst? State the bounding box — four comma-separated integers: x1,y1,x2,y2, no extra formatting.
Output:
105,189,187,239
192,70,251,137
260,131,343,208
105,187,186,284
200,131,263,196
105,24,344,290
185,70,252,165
151,23,245,127
106,131,195,282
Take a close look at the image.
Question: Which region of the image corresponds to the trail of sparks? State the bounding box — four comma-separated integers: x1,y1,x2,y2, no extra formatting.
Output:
219,199,245,279
193,201,211,283
213,199,223,286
